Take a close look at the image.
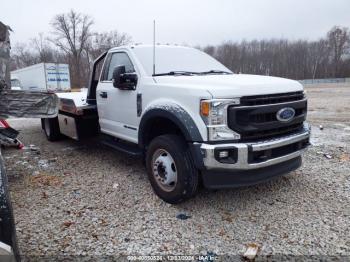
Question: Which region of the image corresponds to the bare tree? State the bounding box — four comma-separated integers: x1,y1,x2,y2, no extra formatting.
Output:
11,22,350,81
31,33,54,63
11,43,39,69
82,30,132,79
308,39,330,79
200,26,350,80
87,30,132,60
50,10,94,88
202,45,215,57
327,26,350,77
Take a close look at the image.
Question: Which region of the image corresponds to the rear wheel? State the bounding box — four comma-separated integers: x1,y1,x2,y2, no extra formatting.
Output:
41,118,61,141
146,135,198,204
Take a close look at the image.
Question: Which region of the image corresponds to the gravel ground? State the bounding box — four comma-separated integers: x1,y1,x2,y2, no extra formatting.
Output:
3,83,350,259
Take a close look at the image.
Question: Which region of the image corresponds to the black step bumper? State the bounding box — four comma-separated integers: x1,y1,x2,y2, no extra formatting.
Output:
201,156,302,189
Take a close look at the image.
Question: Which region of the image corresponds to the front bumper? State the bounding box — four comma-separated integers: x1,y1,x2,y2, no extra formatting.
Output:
192,124,310,189
191,123,310,188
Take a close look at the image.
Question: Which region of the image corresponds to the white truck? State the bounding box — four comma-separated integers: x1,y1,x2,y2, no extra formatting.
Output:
41,45,310,204
11,63,71,92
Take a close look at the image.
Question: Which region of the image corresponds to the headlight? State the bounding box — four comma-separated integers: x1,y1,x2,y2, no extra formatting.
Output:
200,98,241,141
303,90,307,98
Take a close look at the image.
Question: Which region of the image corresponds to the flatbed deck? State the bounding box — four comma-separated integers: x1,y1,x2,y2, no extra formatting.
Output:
56,91,96,115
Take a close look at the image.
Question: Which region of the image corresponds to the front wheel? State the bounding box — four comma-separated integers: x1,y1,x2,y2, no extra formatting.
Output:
146,135,198,204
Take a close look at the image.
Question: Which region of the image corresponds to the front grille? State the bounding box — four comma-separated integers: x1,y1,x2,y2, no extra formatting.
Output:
228,93,307,142
240,91,304,106
240,108,306,124
240,123,304,141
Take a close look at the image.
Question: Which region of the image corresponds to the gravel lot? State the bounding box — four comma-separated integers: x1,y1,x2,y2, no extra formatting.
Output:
3,83,350,259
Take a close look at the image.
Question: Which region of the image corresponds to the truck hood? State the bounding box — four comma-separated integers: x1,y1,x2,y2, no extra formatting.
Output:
154,74,303,98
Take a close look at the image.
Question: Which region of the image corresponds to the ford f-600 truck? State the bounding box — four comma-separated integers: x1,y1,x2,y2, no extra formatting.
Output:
41,45,310,204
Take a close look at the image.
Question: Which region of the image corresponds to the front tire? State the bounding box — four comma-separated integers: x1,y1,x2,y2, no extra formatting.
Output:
41,117,61,141
146,135,198,204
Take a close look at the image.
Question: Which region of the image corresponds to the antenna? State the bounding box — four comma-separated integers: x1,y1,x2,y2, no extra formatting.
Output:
153,20,156,76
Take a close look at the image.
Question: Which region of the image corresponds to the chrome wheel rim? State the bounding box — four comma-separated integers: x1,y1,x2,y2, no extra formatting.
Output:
152,149,177,192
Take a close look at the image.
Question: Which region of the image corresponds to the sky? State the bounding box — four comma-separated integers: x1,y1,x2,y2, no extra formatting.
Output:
2,0,350,47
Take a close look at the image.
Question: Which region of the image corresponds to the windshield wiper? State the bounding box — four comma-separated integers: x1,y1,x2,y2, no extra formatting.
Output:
199,70,232,75
153,71,199,76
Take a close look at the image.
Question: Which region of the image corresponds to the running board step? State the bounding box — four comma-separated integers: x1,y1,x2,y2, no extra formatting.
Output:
100,138,142,156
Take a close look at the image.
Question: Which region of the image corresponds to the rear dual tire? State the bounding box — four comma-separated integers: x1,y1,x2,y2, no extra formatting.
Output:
146,135,199,204
41,117,61,141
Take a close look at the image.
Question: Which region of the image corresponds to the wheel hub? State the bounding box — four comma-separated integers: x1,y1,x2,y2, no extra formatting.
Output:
152,149,177,191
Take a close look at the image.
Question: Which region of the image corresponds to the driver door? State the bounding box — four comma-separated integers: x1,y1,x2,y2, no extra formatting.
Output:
97,51,139,143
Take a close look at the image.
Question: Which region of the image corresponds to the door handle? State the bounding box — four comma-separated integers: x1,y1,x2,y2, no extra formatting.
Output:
99,91,107,98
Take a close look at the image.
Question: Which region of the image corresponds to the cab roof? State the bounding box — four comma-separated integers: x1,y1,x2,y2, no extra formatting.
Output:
109,44,193,52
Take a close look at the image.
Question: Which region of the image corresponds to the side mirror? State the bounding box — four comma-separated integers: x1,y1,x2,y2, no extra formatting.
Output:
112,66,138,90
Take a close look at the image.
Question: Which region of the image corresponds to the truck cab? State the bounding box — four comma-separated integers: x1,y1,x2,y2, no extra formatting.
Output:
42,44,310,204
10,76,22,90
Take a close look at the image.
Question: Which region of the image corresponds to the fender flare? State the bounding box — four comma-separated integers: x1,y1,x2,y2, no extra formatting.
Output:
138,104,203,148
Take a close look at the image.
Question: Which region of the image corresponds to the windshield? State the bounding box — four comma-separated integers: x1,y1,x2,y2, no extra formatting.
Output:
11,79,21,87
132,46,232,76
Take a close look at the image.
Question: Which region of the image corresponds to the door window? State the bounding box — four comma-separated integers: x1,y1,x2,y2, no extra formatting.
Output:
103,52,135,81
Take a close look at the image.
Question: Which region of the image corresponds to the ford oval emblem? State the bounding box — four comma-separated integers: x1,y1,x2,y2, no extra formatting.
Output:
276,107,295,122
